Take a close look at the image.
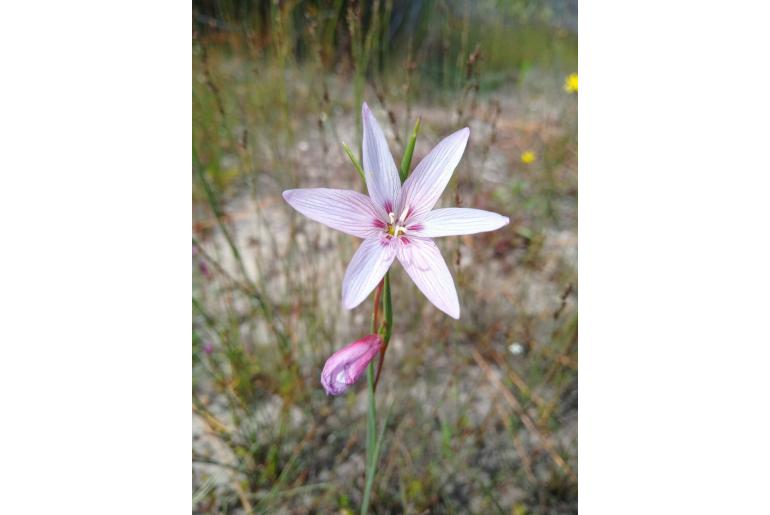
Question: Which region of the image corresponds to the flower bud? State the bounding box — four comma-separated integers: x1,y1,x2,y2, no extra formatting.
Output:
321,334,383,396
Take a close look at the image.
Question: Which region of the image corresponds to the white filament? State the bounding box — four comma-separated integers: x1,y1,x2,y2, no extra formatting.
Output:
386,210,408,237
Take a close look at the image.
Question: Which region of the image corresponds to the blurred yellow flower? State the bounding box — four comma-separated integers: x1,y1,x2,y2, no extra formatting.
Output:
564,72,578,93
521,151,536,164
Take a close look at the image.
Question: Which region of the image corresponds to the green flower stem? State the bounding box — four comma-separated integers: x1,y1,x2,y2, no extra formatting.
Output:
360,114,420,514
361,393,392,515
373,274,391,390
362,277,385,515
362,361,377,514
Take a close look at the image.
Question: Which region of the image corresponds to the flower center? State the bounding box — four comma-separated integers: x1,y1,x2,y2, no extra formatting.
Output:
385,208,410,238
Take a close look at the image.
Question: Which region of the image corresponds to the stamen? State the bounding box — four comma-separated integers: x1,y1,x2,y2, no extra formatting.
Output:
399,205,410,222
385,211,409,239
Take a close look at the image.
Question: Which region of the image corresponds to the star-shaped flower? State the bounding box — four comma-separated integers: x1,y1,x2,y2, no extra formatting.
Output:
283,103,509,318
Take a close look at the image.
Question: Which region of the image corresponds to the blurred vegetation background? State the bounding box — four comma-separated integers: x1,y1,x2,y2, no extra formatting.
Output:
193,0,577,513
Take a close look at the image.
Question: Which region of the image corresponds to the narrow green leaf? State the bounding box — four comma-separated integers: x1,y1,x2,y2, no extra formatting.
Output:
343,142,366,185
399,116,421,182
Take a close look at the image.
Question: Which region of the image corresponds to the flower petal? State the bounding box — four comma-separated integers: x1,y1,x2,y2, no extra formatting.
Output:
397,237,459,319
342,237,396,310
362,102,401,216
415,208,509,238
398,127,469,219
282,188,383,238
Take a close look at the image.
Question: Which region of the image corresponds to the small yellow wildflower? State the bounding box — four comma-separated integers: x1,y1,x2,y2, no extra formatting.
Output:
521,151,536,164
564,72,578,93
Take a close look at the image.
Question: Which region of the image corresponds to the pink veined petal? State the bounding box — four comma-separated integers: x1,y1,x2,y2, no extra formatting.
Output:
414,208,510,238
362,102,401,217
282,188,383,238
342,236,396,310
397,127,469,219
396,237,460,319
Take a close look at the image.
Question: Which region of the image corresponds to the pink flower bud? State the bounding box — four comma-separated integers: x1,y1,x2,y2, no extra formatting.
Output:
321,334,383,396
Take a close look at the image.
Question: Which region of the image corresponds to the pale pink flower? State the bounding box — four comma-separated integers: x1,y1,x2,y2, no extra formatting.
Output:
321,334,383,396
283,103,509,318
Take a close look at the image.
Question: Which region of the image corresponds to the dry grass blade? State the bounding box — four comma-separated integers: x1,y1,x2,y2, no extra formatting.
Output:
471,348,576,483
